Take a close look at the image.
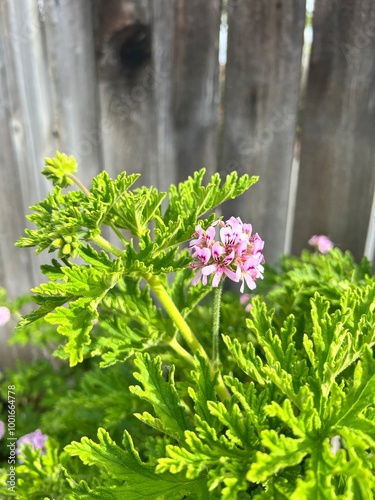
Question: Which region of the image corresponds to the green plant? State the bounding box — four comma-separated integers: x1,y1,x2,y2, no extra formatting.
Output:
0,153,374,499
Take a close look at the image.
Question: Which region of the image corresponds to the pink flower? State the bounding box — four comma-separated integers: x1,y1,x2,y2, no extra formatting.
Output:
190,246,211,285
0,306,11,326
0,421,5,440
240,294,253,312
17,429,48,458
190,217,265,292
190,224,216,248
202,241,238,287
308,235,334,254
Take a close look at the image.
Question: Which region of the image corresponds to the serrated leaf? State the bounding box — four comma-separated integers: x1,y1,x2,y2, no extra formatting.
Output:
130,353,192,440
96,277,175,366
46,297,98,366
247,430,308,483
188,354,219,429
156,169,258,251
65,428,207,499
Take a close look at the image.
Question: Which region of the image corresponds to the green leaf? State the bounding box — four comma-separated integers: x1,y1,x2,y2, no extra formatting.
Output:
97,277,174,367
46,297,98,366
156,169,258,250
330,346,375,429
110,185,166,237
65,429,207,499
247,430,308,483
188,354,219,429
130,353,192,440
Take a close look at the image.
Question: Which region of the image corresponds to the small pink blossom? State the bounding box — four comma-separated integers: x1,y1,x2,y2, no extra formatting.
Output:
190,246,211,286
190,224,216,248
240,294,253,312
0,421,5,440
308,235,334,254
190,217,265,293
17,429,48,458
0,306,11,326
202,241,238,287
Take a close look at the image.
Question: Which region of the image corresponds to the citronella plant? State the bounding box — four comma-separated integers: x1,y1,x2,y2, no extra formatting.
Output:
8,152,375,499
16,152,259,399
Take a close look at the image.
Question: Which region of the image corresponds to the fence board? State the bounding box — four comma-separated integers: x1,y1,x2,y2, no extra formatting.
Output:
94,0,221,190
42,0,101,186
221,0,306,263
172,0,221,181
0,0,50,297
292,0,375,261
0,0,101,366
93,0,157,183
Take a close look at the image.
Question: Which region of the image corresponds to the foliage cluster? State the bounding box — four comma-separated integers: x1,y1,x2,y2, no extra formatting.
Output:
0,154,374,499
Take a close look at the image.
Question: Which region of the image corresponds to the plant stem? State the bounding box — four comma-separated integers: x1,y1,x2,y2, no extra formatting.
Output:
93,234,124,258
168,337,195,366
143,272,229,400
212,279,224,369
68,173,91,196
143,273,206,357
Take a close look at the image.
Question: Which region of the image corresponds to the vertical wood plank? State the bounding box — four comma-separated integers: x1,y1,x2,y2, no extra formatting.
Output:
93,0,221,191
292,0,375,261
172,0,221,181
0,0,101,299
221,0,306,263
93,0,158,184
0,0,51,297
42,0,101,187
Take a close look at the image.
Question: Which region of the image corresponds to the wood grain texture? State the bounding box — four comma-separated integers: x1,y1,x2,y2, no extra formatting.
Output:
172,0,221,182
93,0,221,190
42,0,101,186
221,0,306,263
0,0,100,301
292,0,375,261
0,0,50,298
93,0,158,184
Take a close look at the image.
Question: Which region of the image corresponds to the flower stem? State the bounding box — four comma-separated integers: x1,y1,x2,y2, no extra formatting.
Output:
168,337,195,366
212,279,224,370
68,173,91,196
93,234,124,258
143,273,206,357
143,272,230,400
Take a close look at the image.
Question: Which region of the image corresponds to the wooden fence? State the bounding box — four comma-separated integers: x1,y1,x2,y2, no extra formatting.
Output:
0,0,375,303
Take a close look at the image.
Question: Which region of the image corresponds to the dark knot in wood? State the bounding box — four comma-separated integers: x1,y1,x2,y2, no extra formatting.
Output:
114,24,151,72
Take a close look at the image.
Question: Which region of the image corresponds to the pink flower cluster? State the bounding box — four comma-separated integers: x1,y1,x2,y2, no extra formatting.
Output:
0,306,11,326
17,429,48,458
189,217,265,293
308,235,334,254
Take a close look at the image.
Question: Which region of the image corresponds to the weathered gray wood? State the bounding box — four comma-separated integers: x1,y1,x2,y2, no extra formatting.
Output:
93,0,221,190
172,0,221,182
221,0,306,263
93,0,159,184
292,0,375,261
42,0,101,187
0,0,101,366
0,0,45,367
0,0,51,299
0,0,101,301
